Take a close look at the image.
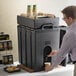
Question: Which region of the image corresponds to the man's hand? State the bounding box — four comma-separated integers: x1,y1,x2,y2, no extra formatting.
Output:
47,50,58,57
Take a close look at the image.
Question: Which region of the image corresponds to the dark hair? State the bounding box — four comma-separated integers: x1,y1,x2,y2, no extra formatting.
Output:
61,6,76,19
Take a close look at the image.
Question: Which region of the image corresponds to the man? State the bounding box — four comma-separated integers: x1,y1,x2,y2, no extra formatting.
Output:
45,6,76,76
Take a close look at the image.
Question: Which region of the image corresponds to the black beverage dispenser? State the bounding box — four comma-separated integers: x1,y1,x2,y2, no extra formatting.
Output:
17,16,67,71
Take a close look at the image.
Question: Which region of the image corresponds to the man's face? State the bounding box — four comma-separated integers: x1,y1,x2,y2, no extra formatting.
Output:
62,14,73,26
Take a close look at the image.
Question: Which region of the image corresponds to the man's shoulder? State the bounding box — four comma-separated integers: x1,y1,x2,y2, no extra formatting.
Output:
65,31,76,40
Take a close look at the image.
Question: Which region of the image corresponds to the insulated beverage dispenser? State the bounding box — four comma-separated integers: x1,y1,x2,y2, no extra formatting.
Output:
17,16,67,71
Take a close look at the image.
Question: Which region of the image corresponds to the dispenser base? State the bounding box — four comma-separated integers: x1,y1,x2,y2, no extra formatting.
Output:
17,64,34,73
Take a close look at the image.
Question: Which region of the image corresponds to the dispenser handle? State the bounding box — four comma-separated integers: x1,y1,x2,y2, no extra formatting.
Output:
40,23,53,29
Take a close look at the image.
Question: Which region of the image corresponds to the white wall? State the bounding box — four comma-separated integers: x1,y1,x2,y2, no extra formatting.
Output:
66,0,76,5
0,0,75,61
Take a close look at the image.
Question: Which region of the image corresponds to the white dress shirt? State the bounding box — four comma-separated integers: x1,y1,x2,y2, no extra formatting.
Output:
52,22,76,67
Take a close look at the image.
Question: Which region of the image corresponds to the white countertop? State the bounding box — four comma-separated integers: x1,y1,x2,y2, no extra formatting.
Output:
0,62,74,76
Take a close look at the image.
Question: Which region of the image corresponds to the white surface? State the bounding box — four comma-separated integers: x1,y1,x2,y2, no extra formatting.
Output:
0,64,74,76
